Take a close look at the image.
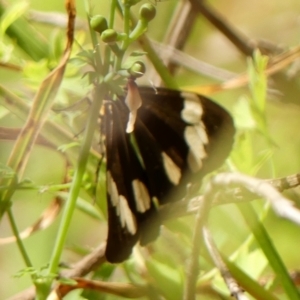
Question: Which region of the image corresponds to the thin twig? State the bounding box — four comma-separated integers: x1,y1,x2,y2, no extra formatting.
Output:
189,0,254,56
203,227,249,300
61,243,106,278
183,178,218,300
149,40,236,81
158,0,197,81
160,172,300,224
212,173,300,225
7,243,107,300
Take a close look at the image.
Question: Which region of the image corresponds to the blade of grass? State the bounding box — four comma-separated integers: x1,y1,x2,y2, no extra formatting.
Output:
0,2,49,61
238,202,300,299
224,257,279,300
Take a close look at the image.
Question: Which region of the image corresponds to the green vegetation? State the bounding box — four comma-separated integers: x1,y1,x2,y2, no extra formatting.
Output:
1,0,300,299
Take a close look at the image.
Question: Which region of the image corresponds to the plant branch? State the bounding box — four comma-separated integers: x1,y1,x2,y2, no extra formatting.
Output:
47,84,106,278
203,227,249,300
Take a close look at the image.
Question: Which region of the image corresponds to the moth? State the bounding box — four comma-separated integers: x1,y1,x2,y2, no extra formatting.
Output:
101,81,235,263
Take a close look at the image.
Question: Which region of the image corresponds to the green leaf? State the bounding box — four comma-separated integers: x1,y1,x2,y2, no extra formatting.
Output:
239,203,300,299
57,142,80,153
230,131,254,173
235,247,268,279
146,258,183,300
225,257,280,300
233,96,256,130
0,0,29,36
57,191,103,220
0,2,49,60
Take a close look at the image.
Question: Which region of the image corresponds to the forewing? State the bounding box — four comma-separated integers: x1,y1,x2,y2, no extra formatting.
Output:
135,87,234,204
102,87,235,262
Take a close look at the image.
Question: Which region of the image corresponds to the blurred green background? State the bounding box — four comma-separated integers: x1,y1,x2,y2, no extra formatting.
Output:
1,0,300,299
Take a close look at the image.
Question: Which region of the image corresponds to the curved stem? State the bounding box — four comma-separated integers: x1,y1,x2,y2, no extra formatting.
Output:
7,207,34,272
47,84,105,278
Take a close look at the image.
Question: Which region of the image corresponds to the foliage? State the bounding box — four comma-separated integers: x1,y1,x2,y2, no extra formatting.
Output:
1,0,300,299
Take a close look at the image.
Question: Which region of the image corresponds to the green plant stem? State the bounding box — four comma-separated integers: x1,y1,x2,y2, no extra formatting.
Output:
238,202,300,300
112,2,132,71
109,0,117,28
123,4,130,37
101,0,118,74
7,207,33,271
88,19,103,72
8,208,47,300
130,21,177,88
184,183,216,300
84,0,103,75
45,84,106,291
139,33,178,89
102,43,112,75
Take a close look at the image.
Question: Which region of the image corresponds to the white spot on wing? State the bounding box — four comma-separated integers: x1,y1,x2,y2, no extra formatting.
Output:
132,179,151,213
107,171,137,234
180,92,209,172
107,171,119,206
180,92,203,124
185,124,208,172
161,152,181,185
119,196,137,234
194,122,208,144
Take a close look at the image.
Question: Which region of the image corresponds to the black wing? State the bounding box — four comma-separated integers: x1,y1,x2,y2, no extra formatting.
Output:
103,86,235,263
